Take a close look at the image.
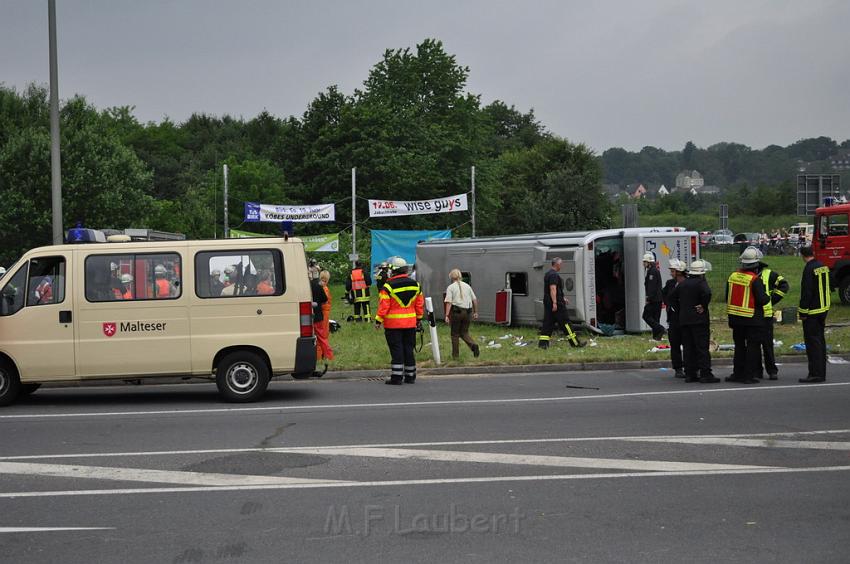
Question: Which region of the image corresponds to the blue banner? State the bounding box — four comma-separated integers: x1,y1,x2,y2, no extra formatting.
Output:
370,230,452,278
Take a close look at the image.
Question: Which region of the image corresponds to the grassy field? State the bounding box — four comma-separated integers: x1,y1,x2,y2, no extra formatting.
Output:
320,255,850,371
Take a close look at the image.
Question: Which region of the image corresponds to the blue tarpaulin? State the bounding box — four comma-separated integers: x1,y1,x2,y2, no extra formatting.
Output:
370,229,452,278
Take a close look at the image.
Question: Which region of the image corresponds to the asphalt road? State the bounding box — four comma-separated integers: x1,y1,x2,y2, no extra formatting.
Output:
1,364,849,563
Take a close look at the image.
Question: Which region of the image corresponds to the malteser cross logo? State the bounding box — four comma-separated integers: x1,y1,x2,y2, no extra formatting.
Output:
102,322,117,337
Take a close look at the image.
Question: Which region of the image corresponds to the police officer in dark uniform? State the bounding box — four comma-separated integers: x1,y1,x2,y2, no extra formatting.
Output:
725,247,770,385
798,246,831,383
671,259,718,383
538,257,582,349
662,259,686,378
642,252,665,340
755,249,789,380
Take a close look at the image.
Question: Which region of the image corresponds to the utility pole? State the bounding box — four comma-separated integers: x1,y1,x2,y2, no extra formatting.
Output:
223,164,229,238
471,165,476,238
351,168,357,267
48,0,63,244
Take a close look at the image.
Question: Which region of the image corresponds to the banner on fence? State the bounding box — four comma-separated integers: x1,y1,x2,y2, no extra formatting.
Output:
301,233,340,252
230,229,339,252
370,229,452,277
244,202,335,223
367,194,468,218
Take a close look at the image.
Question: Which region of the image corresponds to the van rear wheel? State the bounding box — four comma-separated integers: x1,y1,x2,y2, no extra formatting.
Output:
0,360,21,407
216,351,270,403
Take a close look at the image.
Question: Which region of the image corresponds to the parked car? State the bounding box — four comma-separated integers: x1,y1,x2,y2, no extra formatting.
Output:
733,232,761,245
699,231,712,245
709,229,733,245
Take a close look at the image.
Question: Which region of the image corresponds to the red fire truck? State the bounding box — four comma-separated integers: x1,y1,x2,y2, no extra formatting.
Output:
814,202,850,304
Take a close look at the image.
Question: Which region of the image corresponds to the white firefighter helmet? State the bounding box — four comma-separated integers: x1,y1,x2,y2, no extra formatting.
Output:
0,266,6,277
224,265,236,275
642,252,655,263
668,258,684,272
740,246,761,266
211,269,221,277
154,264,167,276
120,273,134,284
688,259,708,275
387,256,409,273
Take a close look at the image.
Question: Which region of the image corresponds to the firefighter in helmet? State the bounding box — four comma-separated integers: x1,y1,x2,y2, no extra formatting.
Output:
725,247,770,384
374,256,424,385
346,260,372,322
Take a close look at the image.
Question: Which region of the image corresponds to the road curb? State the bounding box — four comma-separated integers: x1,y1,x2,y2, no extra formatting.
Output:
37,354,823,388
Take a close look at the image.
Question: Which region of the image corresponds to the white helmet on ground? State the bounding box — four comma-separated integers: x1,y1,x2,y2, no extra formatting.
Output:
688,259,708,275
642,252,655,263
740,246,760,266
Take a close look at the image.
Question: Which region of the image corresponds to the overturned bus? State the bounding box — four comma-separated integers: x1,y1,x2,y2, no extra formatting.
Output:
416,227,699,334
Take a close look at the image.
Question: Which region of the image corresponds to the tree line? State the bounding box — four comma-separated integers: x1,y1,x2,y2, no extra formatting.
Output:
1,38,846,266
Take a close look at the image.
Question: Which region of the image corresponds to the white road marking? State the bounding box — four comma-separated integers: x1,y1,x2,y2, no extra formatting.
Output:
0,527,114,533
1,382,848,420
0,462,343,487
1,465,849,499
623,437,850,450
2,429,848,461
278,446,776,472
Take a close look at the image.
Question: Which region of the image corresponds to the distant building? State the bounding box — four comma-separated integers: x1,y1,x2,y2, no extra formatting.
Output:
691,184,720,196
828,151,850,171
657,184,669,197
626,183,647,199
675,170,704,192
601,183,625,202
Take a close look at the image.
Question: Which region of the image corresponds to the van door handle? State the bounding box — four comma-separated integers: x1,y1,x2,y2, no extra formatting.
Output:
59,310,72,323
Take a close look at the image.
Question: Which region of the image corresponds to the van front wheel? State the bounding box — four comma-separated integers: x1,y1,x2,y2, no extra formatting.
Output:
216,352,270,403
0,361,21,407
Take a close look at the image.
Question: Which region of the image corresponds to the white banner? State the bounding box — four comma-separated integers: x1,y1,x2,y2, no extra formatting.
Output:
244,202,335,223
368,194,468,218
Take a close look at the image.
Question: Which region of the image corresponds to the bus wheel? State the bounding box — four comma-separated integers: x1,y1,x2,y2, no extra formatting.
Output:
0,360,21,407
20,383,41,396
216,351,269,403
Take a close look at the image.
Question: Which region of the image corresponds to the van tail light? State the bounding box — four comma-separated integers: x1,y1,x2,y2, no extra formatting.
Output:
691,236,697,258
299,302,314,337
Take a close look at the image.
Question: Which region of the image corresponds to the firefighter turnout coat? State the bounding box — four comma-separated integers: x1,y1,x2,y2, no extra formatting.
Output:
375,274,424,329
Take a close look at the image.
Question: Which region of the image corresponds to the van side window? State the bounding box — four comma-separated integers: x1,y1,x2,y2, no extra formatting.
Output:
506,272,528,296
85,253,182,302
195,250,285,298
26,257,65,306
0,266,27,316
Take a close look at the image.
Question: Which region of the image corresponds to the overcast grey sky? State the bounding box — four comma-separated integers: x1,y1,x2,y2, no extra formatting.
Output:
2,0,848,152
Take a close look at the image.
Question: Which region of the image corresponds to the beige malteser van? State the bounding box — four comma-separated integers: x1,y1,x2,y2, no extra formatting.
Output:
0,237,318,406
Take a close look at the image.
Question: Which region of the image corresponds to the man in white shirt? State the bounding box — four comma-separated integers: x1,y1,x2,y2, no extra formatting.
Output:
444,269,480,359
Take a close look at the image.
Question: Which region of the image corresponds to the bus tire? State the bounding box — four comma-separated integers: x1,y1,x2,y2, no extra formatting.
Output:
216,351,269,403
0,360,21,407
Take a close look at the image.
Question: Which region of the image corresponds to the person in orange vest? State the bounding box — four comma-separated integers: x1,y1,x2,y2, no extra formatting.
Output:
346,260,372,322
725,247,770,384
314,270,334,376
374,256,424,385
118,273,134,300
256,271,276,295
154,264,172,298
